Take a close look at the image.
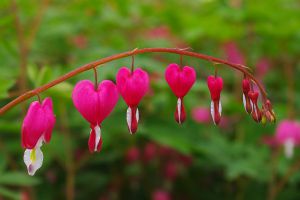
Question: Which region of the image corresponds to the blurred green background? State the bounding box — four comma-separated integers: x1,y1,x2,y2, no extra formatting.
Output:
0,0,300,199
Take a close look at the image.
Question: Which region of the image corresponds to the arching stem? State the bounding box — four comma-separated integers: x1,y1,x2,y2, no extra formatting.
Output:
0,47,268,115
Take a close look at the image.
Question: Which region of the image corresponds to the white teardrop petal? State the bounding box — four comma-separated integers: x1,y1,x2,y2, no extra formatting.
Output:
136,107,139,123
24,147,43,176
243,94,247,111
177,98,182,124
284,139,294,159
219,100,222,116
210,101,215,125
94,125,101,152
126,107,132,134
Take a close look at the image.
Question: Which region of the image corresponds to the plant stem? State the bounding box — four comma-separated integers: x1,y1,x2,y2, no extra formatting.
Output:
0,47,268,115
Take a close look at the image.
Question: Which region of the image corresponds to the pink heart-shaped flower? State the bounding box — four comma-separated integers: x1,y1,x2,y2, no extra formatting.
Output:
116,67,149,134
165,63,196,98
116,67,150,107
72,80,119,153
72,80,119,126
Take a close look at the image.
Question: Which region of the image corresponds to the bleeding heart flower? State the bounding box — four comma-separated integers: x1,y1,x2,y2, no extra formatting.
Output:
242,78,252,114
165,63,196,124
207,76,223,125
248,91,262,123
116,67,149,134
275,120,300,158
72,80,119,153
22,97,55,176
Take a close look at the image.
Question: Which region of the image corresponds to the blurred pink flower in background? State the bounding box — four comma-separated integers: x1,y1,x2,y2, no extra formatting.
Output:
152,189,171,200
126,146,140,163
164,161,178,181
256,57,271,79
191,107,211,124
275,120,300,158
143,142,157,162
223,41,245,64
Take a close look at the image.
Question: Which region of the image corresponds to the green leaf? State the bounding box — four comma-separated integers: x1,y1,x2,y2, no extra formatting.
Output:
0,187,20,200
0,172,40,186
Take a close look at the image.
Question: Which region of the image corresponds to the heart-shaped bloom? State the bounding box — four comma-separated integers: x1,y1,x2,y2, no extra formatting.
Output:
116,67,149,134
22,97,55,176
248,91,262,123
165,63,196,124
72,80,119,153
242,78,252,114
207,76,223,125
275,120,300,158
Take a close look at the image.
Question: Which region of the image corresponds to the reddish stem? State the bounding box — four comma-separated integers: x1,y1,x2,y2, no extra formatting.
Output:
0,47,268,115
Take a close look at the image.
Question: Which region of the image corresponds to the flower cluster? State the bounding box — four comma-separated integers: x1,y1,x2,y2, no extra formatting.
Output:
20,62,275,175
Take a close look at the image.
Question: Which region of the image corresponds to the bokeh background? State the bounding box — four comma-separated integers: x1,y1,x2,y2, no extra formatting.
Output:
0,0,300,199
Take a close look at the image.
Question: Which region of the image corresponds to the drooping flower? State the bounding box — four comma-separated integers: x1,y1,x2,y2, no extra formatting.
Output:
165,63,196,124
72,80,119,153
242,78,252,114
248,90,262,122
275,120,300,158
116,67,150,134
22,97,55,176
207,75,223,125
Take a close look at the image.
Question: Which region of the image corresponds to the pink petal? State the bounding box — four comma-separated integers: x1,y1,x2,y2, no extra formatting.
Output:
207,76,223,101
72,80,100,125
42,98,55,143
97,80,119,123
165,63,196,98
22,102,48,149
116,67,149,107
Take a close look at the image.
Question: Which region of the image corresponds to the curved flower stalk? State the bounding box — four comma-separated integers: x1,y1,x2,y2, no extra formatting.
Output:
207,76,223,125
22,97,55,176
275,120,300,158
165,63,196,124
116,67,149,134
72,80,119,153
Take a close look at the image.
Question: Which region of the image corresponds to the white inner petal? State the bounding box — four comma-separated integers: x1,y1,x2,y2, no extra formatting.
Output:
219,100,222,117
284,138,294,159
136,107,139,123
24,146,43,176
243,94,247,111
177,98,182,123
94,125,101,152
126,107,132,134
210,101,215,125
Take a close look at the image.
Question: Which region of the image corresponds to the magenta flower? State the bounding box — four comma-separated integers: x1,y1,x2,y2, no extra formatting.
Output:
72,80,119,153
116,67,150,134
248,91,262,122
275,120,300,158
191,106,211,124
207,75,223,125
22,97,55,176
165,63,196,124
